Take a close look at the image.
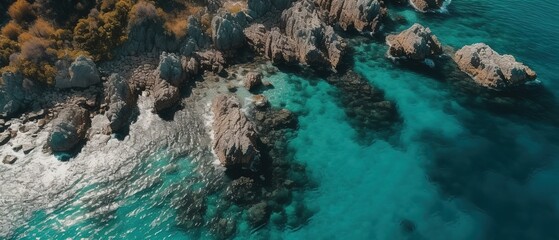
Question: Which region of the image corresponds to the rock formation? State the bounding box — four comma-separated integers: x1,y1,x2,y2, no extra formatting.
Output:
196,50,227,74
0,72,34,118
315,0,386,34
453,43,538,90
211,12,248,51
386,23,442,61
244,72,263,91
153,80,180,113
55,56,101,89
104,74,135,133
48,106,91,152
211,94,261,171
244,1,347,70
157,52,185,86
410,0,445,12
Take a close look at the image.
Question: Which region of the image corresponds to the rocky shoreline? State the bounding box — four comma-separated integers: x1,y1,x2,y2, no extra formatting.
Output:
0,0,545,237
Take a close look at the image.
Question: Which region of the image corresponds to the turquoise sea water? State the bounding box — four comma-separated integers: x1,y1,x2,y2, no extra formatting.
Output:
9,0,559,239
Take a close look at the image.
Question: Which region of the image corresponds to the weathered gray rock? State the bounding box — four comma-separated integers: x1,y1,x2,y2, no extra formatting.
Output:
48,106,91,152
315,0,386,33
153,80,180,113
104,74,135,133
0,72,27,117
410,0,445,12
157,52,185,86
453,43,538,90
386,23,442,61
211,12,247,51
3,155,17,164
55,56,100,89
244,72,263,91
22,144,34,154
211,95,261,170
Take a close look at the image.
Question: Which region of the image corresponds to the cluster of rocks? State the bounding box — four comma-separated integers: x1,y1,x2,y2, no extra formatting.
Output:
385,24,538,90
55,56,101,89
315,0,386,34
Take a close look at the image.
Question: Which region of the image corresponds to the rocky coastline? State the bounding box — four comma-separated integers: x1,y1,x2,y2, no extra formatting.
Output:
0,0,545,237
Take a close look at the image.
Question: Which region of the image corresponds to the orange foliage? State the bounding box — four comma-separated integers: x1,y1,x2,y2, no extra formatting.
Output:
1,21,23,40
8,0,36,24
29,18,56,39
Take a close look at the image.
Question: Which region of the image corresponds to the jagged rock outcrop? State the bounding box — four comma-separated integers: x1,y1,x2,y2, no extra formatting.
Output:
244,1,347,70
315,0,386,34
157,52,185,86
196,50,226,73
181,16,211,56
244,72,263,91
211,12,248,51
0,72,35,118
104,74,135,133
386,23,442,61
248,0,271,18
55,56,101,89
122,1,184,55
211,95,261,171
453,43,538,90
410,0,445,12
48,106,91,152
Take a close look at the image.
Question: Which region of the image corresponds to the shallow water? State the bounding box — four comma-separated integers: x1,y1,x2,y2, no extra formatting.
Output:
4,0,559,239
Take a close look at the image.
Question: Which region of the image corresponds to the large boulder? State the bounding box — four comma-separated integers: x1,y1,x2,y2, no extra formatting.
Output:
386,23,443,61
315,0,386,34
152,80,180,113
48,106,91,152
55,56,100,89
211,12,248,51
453,43,537,90
211,95,261,171
244,72,263,91
157,52,185,86
104,74,135,133
0,72,30,117
410,0,445,12
195,50,227,74
248,0,272,18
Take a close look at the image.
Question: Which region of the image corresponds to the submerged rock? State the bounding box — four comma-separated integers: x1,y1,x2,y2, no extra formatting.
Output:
315,0,386,34
247,202,270,227
104,74,135,133
55,56,100,89
453,43,537,90
386,23,443,61
211,95,261,171
48,106,91,152
410,0,445,12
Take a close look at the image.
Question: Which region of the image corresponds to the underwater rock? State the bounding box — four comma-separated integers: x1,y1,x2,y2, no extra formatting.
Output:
386,23,443,61
104,74,135,133
56,56,100,89
453,43,537,90
225,176,257,203
48,106,91,152
410,0,445,12
211,95,262,171
247,202,270,227
244,72,264,92
315,0,386,34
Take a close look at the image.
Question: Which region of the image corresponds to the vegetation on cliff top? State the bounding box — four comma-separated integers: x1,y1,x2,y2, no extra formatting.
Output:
0,0,207,85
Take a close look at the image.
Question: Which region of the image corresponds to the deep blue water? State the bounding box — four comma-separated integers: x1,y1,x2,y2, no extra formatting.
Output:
8,0,559,239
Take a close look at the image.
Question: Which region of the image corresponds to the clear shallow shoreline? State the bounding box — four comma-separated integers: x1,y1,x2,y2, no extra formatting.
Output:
4,0,559,239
